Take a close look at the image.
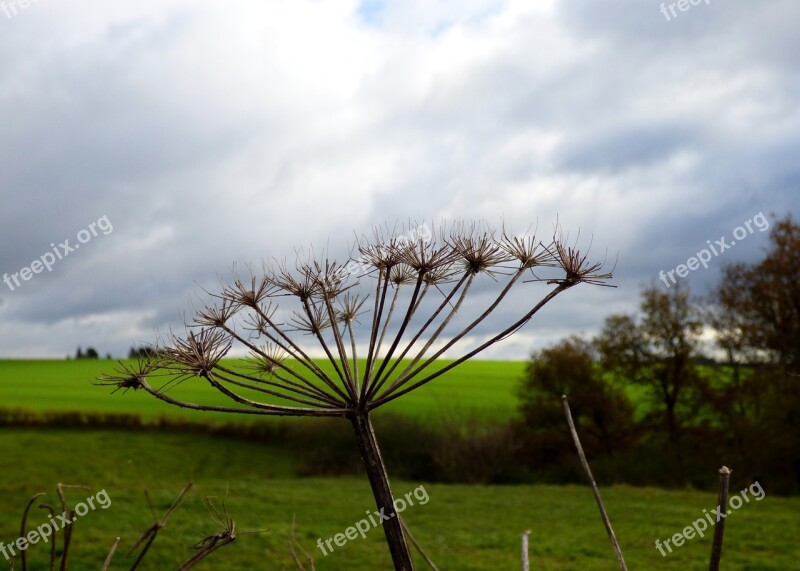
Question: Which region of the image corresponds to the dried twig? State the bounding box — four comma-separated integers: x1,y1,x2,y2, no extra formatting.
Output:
288,516,315,571
128,482,193,570
36,503,57,571
399,516,439,571
178,491,268,570
562,395,628,571
101,538,120,571
55,484,90,571
18,493,45,571
709,466,731,571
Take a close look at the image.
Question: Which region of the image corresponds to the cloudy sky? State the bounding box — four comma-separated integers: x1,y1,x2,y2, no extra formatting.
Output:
0,0,797,359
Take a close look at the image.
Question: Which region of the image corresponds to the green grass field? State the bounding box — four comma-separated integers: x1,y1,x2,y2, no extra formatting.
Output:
0,358,526,424
1,359,797,569
1,429,797,570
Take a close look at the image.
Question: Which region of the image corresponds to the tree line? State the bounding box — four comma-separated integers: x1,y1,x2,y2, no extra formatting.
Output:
518,214,800,493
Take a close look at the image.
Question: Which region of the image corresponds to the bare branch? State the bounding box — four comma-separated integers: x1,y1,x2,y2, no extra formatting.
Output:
101,538,120,571
562,396,627,571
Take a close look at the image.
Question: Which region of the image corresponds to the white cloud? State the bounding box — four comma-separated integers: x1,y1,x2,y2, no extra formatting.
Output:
0,0,797,357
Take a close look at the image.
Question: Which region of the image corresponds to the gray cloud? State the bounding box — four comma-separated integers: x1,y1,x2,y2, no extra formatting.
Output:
0,0,797,358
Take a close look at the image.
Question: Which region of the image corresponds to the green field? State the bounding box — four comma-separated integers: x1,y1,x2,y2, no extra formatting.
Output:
0,358,526,424
1,359,797,569
1,429,797,570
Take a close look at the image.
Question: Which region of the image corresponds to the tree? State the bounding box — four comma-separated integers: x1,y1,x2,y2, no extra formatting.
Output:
519,336,634,458
100,221,612,570
712,213,800,491
717,214,800,371
595,283,703,443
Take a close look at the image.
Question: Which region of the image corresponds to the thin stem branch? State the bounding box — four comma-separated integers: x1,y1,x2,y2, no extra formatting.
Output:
562,395,627,571
221,324,350,404
212,370,342,409
373,284,566,407
362,269,392,400
373,272,475,400
100,537,120,571
321,293,357,398
399,516,439,571
215,365,341,407
301,298,351,400
377,267,528,399
19,493,45,571
369,273,426,393
139,378,347,417
251,304,338,388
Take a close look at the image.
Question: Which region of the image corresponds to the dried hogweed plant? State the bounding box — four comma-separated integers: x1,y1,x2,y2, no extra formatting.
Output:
100,220,613,570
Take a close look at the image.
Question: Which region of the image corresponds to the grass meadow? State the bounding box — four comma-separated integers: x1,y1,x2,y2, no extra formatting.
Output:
0,359,524,423
0,359,798,569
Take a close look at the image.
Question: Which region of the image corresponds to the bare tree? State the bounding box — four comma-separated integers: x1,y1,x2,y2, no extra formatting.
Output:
100,221,612,570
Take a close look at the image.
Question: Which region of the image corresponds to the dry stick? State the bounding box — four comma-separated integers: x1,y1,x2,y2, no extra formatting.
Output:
370,273,427,388
361,268,391,401
288,515,316,571
221,323,348,404
381,268,525,398
373,282,403,370
371,272,474,401
181,491,268,570
56,484,89,571
19,493,45,571
215,365,341,407
300,297,348,390
204,371,347,416
373,285,566,408
562,396,628,571
250,305,342,394
213,370,339,409
398,516,439,571
321,293,357,398
128,483,193,570
100,538,120,571
140,378,346,417
347,319,359,394
521,530,531,571
177,534,236,570
709,466,731,571
37,504,57,571
372,272,471,393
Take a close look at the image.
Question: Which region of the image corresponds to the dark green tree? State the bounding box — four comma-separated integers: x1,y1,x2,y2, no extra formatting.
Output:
519,336,634,460
595,283,703,443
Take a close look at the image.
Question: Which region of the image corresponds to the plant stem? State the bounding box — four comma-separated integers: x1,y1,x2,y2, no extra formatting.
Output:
349,412,414,570
562,395,627,571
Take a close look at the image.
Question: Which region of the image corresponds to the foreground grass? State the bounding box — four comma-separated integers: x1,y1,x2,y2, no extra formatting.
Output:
0,359,524,424
0,428,797,570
